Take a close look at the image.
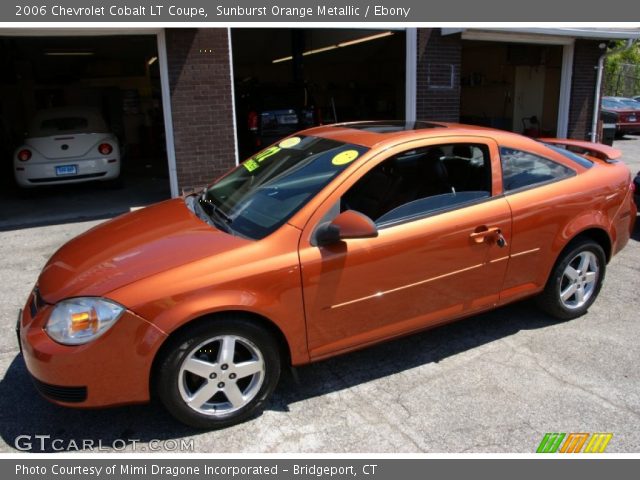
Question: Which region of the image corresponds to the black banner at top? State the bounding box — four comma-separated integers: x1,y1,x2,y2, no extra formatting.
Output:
2,0,640,22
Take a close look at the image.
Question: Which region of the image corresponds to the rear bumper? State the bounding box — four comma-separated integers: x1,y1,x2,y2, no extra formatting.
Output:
14,157,120,187
616,123,640,133
18,291,167,408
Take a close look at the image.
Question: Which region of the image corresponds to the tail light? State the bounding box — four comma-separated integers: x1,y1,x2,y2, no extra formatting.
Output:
17,149,32,162
248,111,258,132
98,143,113,155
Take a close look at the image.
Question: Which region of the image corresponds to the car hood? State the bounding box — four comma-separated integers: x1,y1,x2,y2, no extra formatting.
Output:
38,198,250,303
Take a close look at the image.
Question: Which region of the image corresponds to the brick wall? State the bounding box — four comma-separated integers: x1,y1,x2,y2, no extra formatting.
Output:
165,28,237,192
567,40,602,140
416,29,462,122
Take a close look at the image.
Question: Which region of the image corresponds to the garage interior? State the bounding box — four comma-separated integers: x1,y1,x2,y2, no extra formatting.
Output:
231,29,406,158
0,34,171,229
460,40,563,137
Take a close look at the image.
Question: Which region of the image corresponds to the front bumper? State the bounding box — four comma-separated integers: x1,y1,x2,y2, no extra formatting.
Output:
18,291,167,408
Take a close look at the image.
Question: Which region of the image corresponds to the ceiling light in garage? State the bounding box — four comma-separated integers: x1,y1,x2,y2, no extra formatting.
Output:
337,31,394,47
44,50,95,56
148,56,158,66
272,31,394,63
303,45,339,56
272,55,294,64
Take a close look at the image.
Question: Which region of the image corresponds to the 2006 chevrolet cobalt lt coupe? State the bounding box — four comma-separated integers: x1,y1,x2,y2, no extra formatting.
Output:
18,121,636,428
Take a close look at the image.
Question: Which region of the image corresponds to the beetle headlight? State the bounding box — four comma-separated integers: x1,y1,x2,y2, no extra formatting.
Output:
45,298,125,345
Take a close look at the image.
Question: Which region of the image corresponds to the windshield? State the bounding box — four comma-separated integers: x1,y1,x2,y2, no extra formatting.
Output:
201,135,368,239
602,99,623,109
619,99,640,108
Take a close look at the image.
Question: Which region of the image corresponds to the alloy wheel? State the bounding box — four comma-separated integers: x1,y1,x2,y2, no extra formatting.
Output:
178,335,265,416
559,251,599,310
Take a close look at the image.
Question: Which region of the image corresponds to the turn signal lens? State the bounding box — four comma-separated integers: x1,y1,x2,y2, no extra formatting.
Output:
70,311,98,333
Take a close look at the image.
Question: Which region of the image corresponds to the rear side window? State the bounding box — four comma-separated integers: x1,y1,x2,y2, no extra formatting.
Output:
500,147,575,192
40,117,89,132
543,144,594,169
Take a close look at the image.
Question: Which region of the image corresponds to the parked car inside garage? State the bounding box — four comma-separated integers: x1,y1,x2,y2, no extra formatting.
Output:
13,107,121,188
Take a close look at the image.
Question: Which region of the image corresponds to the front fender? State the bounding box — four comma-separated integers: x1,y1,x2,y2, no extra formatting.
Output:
107,224,309,365
137,285,309,365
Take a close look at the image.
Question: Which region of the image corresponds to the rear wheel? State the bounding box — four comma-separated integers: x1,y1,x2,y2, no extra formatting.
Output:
155,317,281,429
537,239,606,320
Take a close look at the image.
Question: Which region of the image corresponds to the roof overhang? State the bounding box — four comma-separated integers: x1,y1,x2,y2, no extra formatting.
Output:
442,28,640,44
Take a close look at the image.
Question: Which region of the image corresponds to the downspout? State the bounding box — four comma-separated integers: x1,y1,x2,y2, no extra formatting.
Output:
591,39,635,142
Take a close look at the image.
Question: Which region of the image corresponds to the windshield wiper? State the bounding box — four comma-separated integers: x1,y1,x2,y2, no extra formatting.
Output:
197,193,233,232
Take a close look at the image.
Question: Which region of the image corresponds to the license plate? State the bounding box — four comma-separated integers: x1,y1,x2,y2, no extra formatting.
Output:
55,165,77,176
629,116,637,122
278,115,298,125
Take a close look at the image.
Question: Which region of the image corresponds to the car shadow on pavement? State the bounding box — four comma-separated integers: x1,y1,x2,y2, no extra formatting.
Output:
614,134,639,141
0,301,559,452
0,175,170,232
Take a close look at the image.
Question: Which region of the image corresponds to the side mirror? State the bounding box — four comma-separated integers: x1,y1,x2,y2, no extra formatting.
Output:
315,210,378,246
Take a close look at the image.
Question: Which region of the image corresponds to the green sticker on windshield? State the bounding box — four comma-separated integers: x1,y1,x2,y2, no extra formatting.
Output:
332,149,359,166
243,145,282,173
279,136,301,148
243,159,259,172
254,145,281,163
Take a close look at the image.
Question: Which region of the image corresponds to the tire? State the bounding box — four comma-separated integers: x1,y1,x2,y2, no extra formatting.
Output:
155,316,281,429
536,238,606,320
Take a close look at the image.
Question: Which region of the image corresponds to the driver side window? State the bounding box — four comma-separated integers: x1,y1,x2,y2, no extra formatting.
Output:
341,143,492,227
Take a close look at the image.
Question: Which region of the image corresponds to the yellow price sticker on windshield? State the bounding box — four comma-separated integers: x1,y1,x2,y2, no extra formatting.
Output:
332,150,359,166
279,136,302,148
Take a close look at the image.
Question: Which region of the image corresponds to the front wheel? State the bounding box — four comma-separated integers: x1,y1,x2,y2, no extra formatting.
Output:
536,239,606,320
155,317,281,429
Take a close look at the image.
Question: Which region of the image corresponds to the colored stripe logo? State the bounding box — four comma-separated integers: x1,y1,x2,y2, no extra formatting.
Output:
536,433,612,453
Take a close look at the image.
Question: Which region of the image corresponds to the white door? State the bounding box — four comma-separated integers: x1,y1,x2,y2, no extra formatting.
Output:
513,65,546,133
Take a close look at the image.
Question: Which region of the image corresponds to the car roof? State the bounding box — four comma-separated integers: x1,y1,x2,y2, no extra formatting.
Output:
300,120,538,149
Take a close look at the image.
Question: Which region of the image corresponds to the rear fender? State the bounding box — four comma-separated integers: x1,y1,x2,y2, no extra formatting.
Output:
555,210,613,261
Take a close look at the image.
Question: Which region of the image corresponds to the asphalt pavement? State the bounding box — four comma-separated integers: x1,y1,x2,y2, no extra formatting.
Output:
0,137,638,453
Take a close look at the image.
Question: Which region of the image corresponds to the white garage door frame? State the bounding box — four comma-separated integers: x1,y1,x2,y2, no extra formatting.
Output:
442,28,575,138
405,28,417,122
0,28,180,197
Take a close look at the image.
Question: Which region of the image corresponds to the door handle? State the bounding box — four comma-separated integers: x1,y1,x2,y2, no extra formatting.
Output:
470,226,507,248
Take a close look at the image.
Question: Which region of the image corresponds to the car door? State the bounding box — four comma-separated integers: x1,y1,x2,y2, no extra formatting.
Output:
298,137,513,360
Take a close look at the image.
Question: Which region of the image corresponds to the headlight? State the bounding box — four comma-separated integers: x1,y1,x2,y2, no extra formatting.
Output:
45,298,125,345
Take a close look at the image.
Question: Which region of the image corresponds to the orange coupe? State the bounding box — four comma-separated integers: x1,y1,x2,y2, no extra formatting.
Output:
18,121,636,428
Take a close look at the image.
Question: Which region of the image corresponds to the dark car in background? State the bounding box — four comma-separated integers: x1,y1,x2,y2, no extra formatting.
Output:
236,83,320,158
602,97,640,136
